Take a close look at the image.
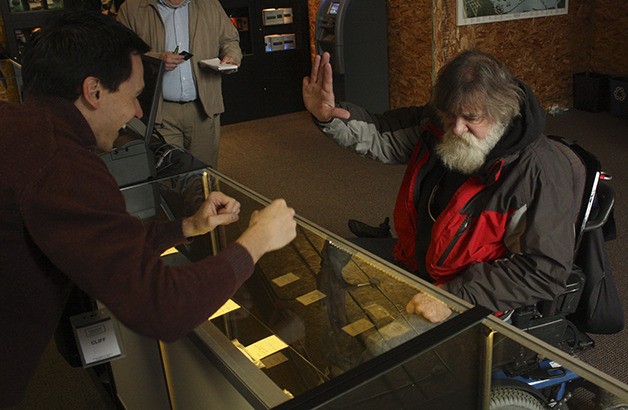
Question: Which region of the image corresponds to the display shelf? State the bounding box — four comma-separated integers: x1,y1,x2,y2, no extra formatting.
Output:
219,0,310,124
0,0,80,60
8,0,65,13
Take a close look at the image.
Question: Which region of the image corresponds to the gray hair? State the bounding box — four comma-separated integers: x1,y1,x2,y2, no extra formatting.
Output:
431,50,524,124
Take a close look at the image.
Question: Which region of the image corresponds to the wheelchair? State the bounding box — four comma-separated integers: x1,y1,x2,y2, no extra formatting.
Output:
348,135,623,409
489,136,623,409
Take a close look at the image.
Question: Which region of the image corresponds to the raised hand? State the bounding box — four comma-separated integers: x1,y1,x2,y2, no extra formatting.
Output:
302,52,350,122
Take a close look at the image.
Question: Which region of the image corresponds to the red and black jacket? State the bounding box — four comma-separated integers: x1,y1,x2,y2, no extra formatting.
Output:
316,83,576,312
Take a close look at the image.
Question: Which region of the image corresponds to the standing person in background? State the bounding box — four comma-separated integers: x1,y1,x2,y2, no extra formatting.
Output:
118,0,241,169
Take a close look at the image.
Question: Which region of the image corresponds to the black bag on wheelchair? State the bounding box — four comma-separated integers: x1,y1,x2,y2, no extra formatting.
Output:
568,212,624,334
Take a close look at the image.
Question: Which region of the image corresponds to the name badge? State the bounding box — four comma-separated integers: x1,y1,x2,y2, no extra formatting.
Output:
70,308,125,368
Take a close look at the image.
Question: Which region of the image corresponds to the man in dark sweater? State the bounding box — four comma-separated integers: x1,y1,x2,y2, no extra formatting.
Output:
0,11,296,406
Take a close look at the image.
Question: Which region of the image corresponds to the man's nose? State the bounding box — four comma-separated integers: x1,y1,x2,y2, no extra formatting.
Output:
451,116,468,136
135,99,143,119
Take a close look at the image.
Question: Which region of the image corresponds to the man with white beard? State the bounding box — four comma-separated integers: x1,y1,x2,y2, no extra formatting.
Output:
302,49,577,322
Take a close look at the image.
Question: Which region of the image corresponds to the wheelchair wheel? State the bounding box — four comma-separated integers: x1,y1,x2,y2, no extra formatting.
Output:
490,387,549,410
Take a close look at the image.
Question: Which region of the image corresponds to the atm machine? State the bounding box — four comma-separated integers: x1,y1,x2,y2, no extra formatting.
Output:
316,0,389,113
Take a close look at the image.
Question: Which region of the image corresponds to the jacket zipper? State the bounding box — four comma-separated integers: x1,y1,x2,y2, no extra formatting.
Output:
432,159,504,268
436,215,472,266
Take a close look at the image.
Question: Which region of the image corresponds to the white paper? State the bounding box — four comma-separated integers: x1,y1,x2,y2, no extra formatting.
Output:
199,58,238,72
209,299,241,320
160,247,178,256
296,289,326,305
272,272,300,287
244,335,289,362
342,318,374,337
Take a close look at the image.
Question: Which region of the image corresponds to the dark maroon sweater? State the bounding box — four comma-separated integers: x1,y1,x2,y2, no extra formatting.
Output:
0,95,254,406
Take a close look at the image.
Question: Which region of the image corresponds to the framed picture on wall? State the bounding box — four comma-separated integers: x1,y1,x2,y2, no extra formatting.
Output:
457,0,568,26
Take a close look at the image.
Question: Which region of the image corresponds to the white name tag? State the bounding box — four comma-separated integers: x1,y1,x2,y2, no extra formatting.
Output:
70,309,124,368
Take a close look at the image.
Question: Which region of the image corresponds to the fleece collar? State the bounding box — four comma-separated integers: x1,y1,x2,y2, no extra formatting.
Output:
484,80,546,168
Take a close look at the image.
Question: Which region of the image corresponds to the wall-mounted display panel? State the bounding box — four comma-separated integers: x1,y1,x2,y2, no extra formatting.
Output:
219,0,310,125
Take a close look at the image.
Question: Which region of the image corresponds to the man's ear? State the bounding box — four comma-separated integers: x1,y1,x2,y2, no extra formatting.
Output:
82,76,103,109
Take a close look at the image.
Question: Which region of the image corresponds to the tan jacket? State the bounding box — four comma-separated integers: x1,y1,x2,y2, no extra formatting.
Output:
118,0,242,119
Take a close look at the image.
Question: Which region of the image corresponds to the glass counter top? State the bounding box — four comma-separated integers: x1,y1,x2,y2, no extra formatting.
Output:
141,166,627,409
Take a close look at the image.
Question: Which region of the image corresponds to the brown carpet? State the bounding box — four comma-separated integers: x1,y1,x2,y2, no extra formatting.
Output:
219,110,406,238
4,342,115,410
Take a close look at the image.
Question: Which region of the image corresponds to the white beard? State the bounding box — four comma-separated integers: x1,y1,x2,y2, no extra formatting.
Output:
435,122,506,174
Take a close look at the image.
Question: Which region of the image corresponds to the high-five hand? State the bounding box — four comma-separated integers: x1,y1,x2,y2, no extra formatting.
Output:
302,52,350,123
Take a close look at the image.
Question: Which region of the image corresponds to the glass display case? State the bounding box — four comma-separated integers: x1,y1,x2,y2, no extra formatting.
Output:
112,167,628,409
0,57,21,102
0,0,80,60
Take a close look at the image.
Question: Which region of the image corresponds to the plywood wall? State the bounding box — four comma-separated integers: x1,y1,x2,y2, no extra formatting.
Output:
385,0,433,108
433,0,595,110
307,0,628,111
590,0,628,78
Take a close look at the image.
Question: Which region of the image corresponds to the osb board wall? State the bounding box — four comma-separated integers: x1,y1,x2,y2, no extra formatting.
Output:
432,0,628,110
590,0,628,78
307,0,627,111
386,1,433,108
433,0,595,110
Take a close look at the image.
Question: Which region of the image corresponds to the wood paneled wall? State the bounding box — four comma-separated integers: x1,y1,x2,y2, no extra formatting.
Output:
307,0,628,111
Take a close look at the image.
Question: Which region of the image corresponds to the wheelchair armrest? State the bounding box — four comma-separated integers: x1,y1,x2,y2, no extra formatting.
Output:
540,267,585,317
584,181,614,232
